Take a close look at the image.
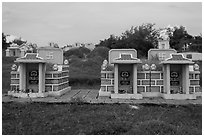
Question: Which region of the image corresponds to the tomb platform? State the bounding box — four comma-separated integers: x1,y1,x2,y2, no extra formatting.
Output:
111,93,143,99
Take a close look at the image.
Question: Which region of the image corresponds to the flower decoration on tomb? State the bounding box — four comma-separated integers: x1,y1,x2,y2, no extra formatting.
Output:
193,64,199,71
53,64,58,71
11,64,17,71
64,59,69,65
143,64,150,71
102,60,108,70
142,64,156,71
150,64,157,70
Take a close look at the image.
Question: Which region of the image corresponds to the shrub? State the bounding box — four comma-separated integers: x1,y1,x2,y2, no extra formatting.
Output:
64,47,91,59
87,46,110,60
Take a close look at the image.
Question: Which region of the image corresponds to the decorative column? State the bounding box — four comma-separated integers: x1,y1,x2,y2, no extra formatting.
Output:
21,50,25,57
114,64,118,94
39,63,45,93
19,63,26,91
6,49,9,57
182,64,189,94
163,64,170,94
133,64,137,94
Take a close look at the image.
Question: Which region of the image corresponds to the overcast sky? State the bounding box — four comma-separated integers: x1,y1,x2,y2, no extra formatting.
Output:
2,2,202,47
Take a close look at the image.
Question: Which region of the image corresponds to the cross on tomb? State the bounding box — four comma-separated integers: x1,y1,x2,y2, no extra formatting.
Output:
46,52,53,59
182,44,188,51
158,52,166,60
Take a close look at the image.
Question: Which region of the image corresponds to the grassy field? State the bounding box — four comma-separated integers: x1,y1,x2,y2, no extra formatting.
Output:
2,102,202,135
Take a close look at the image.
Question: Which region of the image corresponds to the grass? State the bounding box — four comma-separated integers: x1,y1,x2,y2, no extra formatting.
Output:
2,102,202,135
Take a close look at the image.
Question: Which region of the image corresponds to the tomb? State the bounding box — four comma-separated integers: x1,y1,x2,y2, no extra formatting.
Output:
161,54,198,99
6,43,26,57
8,46,71,98
100,49,143,99
99,40,201,100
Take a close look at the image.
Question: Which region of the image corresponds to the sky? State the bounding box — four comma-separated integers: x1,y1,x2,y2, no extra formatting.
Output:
2,2,202,47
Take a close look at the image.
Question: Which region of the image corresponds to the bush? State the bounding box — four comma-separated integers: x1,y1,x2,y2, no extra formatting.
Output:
87,46,110,60
64,47,91,59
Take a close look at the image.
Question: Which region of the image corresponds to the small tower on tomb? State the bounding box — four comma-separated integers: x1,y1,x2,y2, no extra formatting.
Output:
158,39,170,49
148,29,176,61
157,29,170,49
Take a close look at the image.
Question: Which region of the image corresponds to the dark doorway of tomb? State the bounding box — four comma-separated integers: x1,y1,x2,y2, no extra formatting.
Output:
118,64,133,94
26,63,39,92
170,64,183,94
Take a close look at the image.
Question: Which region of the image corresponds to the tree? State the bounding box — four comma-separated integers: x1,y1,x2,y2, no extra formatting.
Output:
87,46,110,60
2,33,9,50
96,23,158,58
48,42,59,48
13,37,26,46
169,26,193,52
188,35,202,52
64,47,91,59
26,43,38,53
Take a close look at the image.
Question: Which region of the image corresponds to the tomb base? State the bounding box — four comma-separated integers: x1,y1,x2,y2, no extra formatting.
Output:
48,86,71,97
111,93,143,99
8,91,49,98
162,94,196,100
8,87,71,98
194,92,202,97
141,92,162,98
98,88,111,97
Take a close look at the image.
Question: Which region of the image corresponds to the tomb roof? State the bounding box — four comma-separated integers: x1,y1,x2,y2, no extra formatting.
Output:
161,54,194,64
112,53,141,64
38,46,61,50
116,54,138,60
15,53,46,63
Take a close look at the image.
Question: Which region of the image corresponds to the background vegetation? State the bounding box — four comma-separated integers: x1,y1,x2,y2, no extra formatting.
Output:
95,23,202,58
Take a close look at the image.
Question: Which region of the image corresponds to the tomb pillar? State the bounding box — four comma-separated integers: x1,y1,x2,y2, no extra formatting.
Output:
21,50,25,57
133,64,137,94
163,64,170,94
39,63,45,93
6,49,9,57
114,64,118,94
19,63,26,91
182,65,189,94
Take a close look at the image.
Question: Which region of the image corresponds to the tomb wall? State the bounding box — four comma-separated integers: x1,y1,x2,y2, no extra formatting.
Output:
10,65,70,94
100,70,200,94
38,47,63,64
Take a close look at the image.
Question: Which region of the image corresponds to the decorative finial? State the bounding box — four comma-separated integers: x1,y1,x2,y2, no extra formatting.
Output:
102,60,108,70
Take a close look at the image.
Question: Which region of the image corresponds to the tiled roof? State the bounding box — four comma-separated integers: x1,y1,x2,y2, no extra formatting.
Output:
15,53,46,63
22,54,41,60
116,54,138,60
38,46,61,50
167,54,190,61
112,54,141,64
161,54,194,64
